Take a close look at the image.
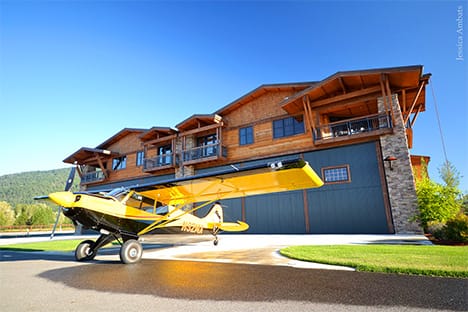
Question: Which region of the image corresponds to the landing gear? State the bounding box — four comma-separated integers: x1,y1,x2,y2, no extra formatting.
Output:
74,233,143,264
212,226,220,246
74,233,115,262
119,239,143,264
75,240,97,261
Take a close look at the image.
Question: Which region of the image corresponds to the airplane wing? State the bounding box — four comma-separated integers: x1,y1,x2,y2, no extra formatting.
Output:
134,158,323,206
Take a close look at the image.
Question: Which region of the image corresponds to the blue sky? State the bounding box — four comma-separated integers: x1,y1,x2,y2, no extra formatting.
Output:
0,0,467,191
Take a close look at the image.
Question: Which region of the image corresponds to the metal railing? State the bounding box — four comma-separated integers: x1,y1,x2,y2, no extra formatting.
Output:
313,113,392,141
182,143,227,163
143,153,174,171
81,170,105,184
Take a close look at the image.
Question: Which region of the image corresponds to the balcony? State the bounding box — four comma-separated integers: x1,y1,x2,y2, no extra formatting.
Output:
182,143,227,165
81,170,106,184
313,113,393,144
143,153,175,172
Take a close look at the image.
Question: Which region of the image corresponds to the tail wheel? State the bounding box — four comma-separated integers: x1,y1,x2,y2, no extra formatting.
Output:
119,239,143,264
75,240,97,261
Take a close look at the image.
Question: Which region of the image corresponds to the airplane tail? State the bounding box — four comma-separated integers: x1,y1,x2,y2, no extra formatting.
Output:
202,202,249,232
202,202,224,224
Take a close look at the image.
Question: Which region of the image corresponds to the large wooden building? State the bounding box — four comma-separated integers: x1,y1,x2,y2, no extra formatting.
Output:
64,65,431,234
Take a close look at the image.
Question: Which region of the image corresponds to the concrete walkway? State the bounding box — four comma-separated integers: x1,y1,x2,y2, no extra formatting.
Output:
1,233,431,270
140,234,431,270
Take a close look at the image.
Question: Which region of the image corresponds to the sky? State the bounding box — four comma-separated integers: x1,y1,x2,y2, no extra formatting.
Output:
0,0,467,191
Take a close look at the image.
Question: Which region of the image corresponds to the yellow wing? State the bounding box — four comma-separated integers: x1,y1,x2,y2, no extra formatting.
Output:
136,159,323,206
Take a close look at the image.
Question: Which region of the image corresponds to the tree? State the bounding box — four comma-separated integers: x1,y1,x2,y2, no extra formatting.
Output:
14,204,34,226
31,204,55,225
439,161,461,189
414,161,463,230
14,203,55,226
0,201,15,226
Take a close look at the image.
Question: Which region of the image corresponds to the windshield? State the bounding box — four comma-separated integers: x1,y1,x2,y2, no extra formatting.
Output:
107,187,130,200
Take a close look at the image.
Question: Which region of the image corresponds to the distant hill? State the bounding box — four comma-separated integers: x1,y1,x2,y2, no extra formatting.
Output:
0,168,79,206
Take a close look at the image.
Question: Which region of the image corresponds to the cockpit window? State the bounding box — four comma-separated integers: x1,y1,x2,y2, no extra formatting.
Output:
107,187,129,201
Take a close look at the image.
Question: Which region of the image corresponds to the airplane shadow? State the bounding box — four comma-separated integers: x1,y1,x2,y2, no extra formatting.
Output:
36,257,467,310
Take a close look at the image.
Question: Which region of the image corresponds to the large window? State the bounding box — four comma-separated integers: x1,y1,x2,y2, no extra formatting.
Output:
197,134,218,157
158,144,172,165
273,116,305,138
239,126,254,145
321,165,351,184
112,156,127,171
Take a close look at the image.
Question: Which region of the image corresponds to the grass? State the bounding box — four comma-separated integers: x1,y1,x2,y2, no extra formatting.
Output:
280,245,468,278
0,240,116,252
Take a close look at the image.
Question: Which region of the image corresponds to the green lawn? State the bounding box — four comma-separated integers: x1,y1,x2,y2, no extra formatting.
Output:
280,245,468,278
0,240,114,252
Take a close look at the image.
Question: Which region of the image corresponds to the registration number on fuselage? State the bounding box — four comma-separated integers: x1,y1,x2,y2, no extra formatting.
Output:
181,221,204,234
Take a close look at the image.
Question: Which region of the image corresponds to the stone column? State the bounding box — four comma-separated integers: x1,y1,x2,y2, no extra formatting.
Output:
175,135,195,179
378,94,422,233
174,135,195,211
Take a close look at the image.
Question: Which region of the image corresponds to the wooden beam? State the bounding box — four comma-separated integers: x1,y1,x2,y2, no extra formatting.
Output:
94,153,108,178
385,74,396,128
179,122,224,137
402,89,407,115
359,75,365,89
143,134,177,146
379,74,390,114
302,96,312,135
76,165,83,179
309,85,381,108
338,77,347,94
316,92,381,114
404,80,425,125
410,105,423,128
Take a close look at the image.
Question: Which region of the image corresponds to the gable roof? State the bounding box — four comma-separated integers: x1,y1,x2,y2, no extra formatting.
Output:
280,65,429,116
139,127,178,142
176,114,222,131
96,128,148,149
215,82,315,116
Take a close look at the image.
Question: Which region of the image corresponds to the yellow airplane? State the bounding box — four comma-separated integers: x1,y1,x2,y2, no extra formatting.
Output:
37,158,323,264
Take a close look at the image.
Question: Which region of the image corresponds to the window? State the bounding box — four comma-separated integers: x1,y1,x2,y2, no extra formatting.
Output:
322,165,351,184
197,134,218,157
136,151,145,167
158,144,172,165
112,156,127,171
273,116,305,138
239,126,254,145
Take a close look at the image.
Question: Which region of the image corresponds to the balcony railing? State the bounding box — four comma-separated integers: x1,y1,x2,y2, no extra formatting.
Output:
81,170,105,184
313,113,392,142
143,153,175,172
182,143,227,164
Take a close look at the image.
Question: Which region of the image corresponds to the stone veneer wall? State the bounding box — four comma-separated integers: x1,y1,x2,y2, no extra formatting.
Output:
378,94,422,233
175,135,195,179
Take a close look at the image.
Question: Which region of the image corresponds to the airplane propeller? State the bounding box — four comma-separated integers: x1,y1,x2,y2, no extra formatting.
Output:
50,165,76,239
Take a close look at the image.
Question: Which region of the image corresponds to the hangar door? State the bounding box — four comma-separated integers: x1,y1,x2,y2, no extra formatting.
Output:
303,141,390,234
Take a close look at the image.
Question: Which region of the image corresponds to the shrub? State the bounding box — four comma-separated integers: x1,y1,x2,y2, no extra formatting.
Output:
433,213,468,243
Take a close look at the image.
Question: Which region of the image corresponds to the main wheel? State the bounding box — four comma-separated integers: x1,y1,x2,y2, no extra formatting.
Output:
119,239,143,264
75,240,97,261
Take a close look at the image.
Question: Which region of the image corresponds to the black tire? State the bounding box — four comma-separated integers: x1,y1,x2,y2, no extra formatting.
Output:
75,240,96,261
119,239,143,264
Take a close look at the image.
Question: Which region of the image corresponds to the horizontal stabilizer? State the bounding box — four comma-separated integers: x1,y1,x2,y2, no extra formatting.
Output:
218,221,249,232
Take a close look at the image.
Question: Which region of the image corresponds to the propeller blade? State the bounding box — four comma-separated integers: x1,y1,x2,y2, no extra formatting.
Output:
64,166,76,192
51,165,76,239
50,206,62,239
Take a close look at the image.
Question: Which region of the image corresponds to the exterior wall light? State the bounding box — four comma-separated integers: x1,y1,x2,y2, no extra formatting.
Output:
384,156,397,171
